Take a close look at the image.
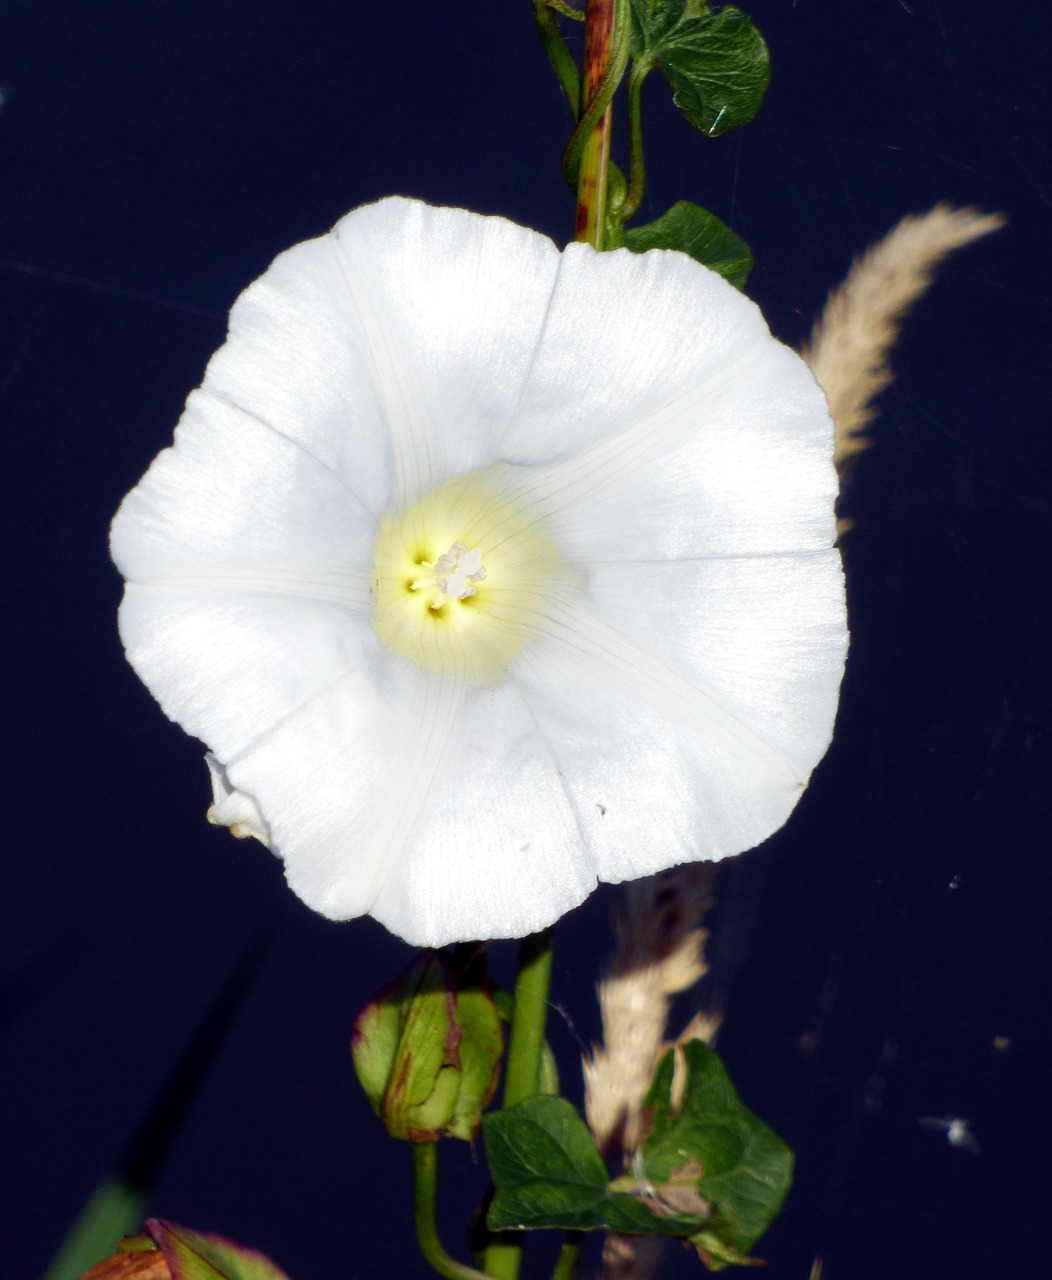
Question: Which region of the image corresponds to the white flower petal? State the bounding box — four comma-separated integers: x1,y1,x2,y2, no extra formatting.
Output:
111,390,377,591
218,668,594,946
327,198,563,503
112,386,379,765
500,242,774,467
370,682,597,945
514,605,814,881
513,318,836,561
198,196,563,515
197,232,394,519
117,585,379,762
579,552,846,779
222,664,467,923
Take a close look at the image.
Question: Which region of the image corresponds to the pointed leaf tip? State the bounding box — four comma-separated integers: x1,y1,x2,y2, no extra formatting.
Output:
145,1220,291,1280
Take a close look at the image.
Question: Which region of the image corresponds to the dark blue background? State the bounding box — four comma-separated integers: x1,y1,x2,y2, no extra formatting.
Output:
2,2,1049,1278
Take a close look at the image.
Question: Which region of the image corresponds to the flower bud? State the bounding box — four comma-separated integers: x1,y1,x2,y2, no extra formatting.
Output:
352,953,503,1142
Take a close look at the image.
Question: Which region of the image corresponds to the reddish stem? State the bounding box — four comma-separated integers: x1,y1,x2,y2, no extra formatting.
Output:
575,0,615,247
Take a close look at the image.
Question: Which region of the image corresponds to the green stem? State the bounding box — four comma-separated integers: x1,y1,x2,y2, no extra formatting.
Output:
619,63,648,223
545,0,587,18
481,928,555,1280
533,0,581,116
502,929,555,1107
412,1143,492,1280
38,1176,144,1280
551,1232,584,1280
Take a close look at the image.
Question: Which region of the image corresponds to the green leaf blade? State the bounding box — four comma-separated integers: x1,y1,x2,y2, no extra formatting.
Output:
641,1042,793,1262
623,201,752,286
484,1048,790,1261
599,1192,701,1237
38,1177,146,1280
630,0,770,137
485,1097,705,1238
484,1096,608,1229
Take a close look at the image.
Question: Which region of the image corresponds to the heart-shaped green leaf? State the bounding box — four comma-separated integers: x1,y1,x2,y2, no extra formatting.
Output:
630,0,769,136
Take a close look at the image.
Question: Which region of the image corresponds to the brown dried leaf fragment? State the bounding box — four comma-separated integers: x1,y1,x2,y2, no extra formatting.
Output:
77,1253,170,1280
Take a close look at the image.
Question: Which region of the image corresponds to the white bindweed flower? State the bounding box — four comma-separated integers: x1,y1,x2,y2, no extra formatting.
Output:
111,197,847,947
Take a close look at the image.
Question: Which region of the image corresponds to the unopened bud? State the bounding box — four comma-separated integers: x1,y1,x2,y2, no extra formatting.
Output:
352,953,503,1142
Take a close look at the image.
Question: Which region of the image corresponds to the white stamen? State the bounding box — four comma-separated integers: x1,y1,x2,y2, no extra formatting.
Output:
430,542,487,600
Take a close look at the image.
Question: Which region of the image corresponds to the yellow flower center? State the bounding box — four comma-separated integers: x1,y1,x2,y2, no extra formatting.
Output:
371,466,566,684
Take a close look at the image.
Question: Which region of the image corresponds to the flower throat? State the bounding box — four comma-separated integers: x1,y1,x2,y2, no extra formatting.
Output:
371,466,565,685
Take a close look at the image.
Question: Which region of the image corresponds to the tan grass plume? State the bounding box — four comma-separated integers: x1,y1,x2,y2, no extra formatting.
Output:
584,864,719,1154
804,203,1004,472
584,867,720,1280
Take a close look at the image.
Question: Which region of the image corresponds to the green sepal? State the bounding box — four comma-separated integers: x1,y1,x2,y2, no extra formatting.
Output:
450,979,506,1140
352,954,458,1140
146,1219,290,1280
352,953,503,1142
490,987,513,1021
640,1042,793,1264
537,1040,560,1097
629,0,769,137
623,201,752,287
